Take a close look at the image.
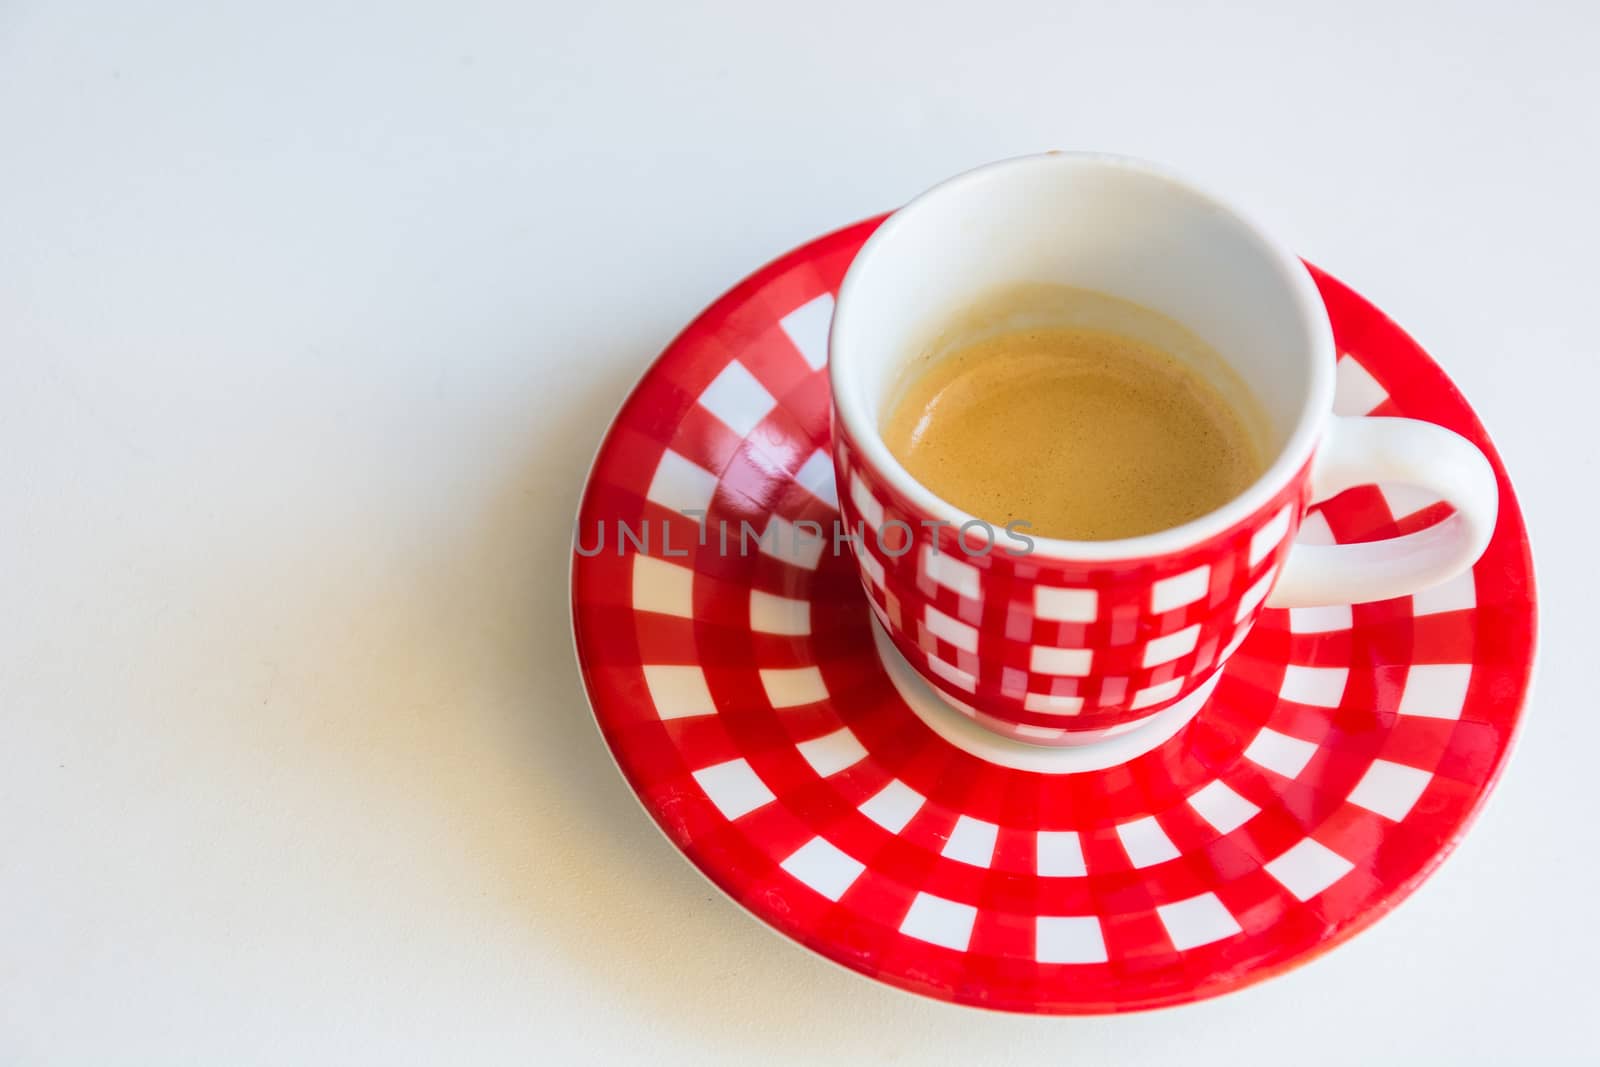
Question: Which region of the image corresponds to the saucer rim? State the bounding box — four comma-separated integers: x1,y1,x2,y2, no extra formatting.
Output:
567,214,1539,1014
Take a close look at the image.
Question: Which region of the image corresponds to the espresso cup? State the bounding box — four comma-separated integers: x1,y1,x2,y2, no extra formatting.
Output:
828,153,1498,746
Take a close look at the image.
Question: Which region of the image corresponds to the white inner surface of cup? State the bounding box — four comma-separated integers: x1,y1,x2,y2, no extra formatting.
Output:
830,153,1335,559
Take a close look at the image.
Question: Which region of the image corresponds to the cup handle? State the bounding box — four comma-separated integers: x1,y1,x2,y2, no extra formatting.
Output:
1265,416,1499,608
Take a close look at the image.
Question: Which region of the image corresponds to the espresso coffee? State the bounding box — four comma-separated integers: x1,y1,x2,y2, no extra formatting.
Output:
883,291,1267,541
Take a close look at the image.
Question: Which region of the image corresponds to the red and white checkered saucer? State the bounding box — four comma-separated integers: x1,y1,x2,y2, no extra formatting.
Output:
570,217,1536,1013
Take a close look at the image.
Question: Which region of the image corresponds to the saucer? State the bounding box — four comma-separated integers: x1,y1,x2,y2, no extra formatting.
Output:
569,217,1535,1013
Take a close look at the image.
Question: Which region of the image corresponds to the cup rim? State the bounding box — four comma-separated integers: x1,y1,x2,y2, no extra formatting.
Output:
829,151,1336,563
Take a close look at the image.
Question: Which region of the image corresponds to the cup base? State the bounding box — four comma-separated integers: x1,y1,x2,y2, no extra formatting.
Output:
869,615,1217,773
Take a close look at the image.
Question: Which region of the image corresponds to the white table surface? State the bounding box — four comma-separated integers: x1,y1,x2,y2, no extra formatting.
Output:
3,2,1596,1063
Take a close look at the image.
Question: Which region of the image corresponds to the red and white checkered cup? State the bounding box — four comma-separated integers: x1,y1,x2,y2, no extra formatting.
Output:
829,153,1499,747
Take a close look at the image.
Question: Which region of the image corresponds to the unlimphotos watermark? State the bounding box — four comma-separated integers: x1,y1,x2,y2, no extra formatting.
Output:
574,511,1035,558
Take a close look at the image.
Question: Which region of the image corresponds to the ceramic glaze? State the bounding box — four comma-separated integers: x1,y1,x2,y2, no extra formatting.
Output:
569,217,1535,1013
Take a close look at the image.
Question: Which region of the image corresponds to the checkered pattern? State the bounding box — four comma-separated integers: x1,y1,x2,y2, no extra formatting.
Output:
837,438,1311,732
570,217,1535,1013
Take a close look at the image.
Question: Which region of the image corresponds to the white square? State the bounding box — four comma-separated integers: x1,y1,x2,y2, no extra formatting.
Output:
878,594,901,631
1187,780,1260,834
1116,816,1180,868
1378,483,1441,520
1412,569,1477,617
1265,838,1355,901
632,555,695,619
793,448,839,508
1130,677,1185,710
642,664,716,720
1289,604,1353,634
1030,645,1093,677
924,605,979,653
750,590,810,635
940,815,999,868
1036,831,1087,877
1143,624,1200,668
1034,585,1098,623
856,548,886,589
848,472,884,530
1243,727,1318,779
1152,565,1211,614
1097,677,1130,707
1280,665,1349,708
759,515,825,571
1347,759,1433,821
899,892,977,951
795,726,867,777
1156,892,1242,951
1024,691,1085,716
697,360,776,437
1396,663,1472,720
1295,510,1337,545
1012,723,1068,741
859,779,925,833
779,292,834,370
759,666,828,708
691,757,774,820
1036,916,1108,964
925,653,978,692
1250,505,1295,567
1334,355,1389,416
780,836,864,902
646,449,719,518
1234,568,1278,624
922,545,981,600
